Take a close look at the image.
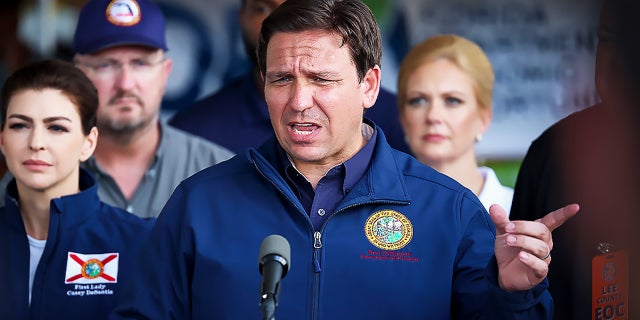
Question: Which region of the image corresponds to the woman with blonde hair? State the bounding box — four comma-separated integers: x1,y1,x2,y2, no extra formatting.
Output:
397,34,513,213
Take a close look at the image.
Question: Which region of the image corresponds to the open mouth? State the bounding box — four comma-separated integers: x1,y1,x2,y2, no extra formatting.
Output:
291,123,318,135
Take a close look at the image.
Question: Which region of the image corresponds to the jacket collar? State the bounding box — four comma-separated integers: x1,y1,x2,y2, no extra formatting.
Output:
248,121,411,208
2,169,103,231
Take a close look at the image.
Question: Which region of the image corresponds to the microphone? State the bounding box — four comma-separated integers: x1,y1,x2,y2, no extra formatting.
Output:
258,235,291,320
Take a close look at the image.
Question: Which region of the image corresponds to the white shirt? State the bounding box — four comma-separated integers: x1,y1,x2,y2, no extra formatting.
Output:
477,166,514,215
28,235,46,305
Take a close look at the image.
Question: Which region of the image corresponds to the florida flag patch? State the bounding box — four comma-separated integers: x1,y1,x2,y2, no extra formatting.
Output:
65,252,119,284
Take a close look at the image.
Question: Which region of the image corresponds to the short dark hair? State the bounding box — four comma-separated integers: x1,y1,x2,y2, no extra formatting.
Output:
257,0,382,82
1,59,98,135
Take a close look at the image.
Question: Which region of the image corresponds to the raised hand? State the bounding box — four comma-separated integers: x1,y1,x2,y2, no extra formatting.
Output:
489,203,580,291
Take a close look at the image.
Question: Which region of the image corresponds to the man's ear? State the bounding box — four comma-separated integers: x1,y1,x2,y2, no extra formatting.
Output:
362,66,381,110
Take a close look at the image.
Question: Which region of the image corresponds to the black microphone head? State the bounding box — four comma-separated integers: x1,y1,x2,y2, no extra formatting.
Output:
258,234,291,276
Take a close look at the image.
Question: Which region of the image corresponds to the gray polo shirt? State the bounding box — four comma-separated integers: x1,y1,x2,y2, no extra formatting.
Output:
81,122,234,218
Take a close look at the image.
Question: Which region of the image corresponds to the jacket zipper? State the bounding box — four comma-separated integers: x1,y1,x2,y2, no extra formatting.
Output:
311,231,322,320
252,154,409,319
310,201,403,320
313,231,322,272
252,158,320,319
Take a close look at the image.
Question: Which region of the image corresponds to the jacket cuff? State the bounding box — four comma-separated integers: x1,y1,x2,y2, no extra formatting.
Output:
485,256,553,312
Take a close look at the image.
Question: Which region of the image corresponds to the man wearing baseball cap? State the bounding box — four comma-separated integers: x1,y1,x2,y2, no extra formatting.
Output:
73,0,234,218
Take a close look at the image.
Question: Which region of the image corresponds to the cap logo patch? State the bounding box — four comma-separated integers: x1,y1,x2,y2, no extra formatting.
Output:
365,210,413,250
106,0,141,26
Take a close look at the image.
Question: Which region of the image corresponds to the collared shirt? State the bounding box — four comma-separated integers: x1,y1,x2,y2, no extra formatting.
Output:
81,122,234,218
477,166,514,215
279,123,377,230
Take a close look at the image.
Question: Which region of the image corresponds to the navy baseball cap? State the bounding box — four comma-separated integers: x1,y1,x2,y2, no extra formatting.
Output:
73,0,168,54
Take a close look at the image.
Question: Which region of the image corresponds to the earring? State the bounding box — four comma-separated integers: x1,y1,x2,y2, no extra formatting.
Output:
475,134,483,143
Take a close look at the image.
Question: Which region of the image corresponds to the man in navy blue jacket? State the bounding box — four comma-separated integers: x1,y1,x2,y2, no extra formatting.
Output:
113,0,578,318
168,0,410,155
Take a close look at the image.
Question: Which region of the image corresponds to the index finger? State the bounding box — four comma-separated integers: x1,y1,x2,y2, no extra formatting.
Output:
536,203,580,232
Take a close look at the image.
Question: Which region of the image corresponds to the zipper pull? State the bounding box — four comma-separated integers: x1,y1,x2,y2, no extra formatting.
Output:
313,231,322,249
313,231,322,272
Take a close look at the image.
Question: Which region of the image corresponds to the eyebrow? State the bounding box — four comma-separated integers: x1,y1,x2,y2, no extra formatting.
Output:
265,70,341,80
265,71,290,79
311,70,341,79
8,114,73,123
406,89,467,96
442,90,468,96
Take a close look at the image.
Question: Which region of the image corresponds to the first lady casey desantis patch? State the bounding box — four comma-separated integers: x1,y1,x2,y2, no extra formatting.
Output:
65,252,119,284
65,252,118,297
365,210,413,250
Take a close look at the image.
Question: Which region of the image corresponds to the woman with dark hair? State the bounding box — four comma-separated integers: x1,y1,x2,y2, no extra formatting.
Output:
0,59,153,319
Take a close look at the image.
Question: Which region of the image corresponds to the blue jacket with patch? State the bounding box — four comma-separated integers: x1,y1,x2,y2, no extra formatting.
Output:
112,127,552,319
0,169,154,320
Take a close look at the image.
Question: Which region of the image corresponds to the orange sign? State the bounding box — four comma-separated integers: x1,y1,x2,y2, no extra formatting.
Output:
592,251,628,320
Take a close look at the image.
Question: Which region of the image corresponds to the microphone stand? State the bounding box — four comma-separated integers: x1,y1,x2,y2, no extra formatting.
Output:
260,255,284,320
260,289,278,320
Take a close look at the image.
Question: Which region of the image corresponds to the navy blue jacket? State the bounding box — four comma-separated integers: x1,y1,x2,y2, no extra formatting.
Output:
168,72,410,154
0,169,154,319
113,127,551,319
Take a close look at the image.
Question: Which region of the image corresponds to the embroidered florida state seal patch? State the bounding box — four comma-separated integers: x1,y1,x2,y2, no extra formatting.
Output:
365,210,413,250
